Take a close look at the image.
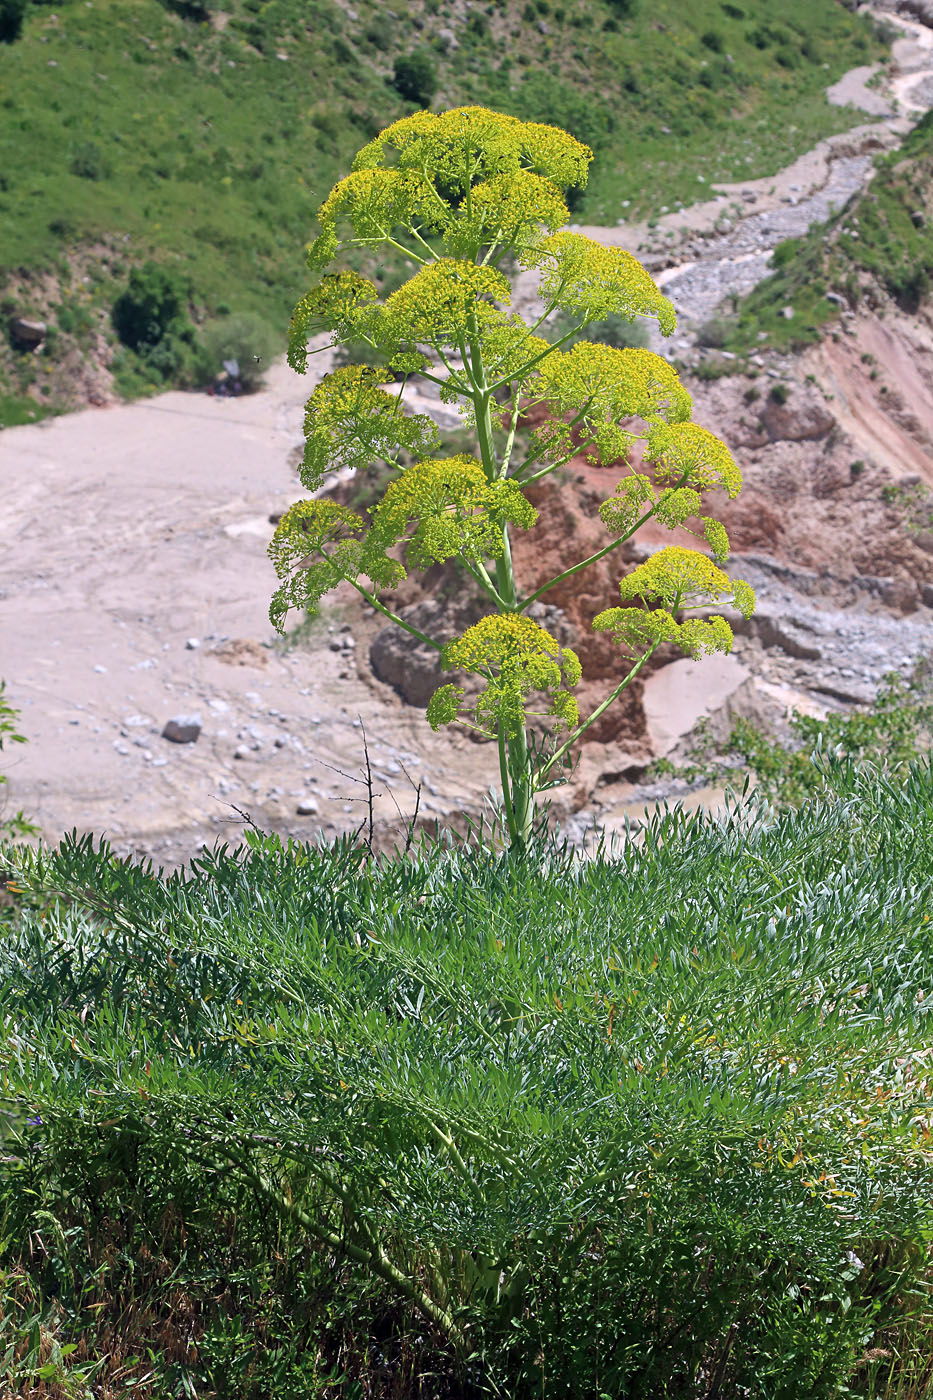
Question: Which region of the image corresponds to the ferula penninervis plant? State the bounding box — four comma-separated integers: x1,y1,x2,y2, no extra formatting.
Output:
270,106,755,850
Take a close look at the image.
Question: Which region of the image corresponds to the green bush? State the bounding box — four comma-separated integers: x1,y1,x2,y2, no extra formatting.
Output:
3,758,933,1395
392,50,437,108
199,311,280,390
69,140,110,181
112,260,191,351
0,0,27,43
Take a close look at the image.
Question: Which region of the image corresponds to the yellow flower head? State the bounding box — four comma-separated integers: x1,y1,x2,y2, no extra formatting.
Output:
307,167,450,271
380,259,510,349
614,545,756,617
353,106,591,196
288,272,378,372
592,605,736,660
445,169,570,260
647,422,742,498
521,233,676,335
370,456,537,569
430,614,580,737
300,366,439,492
538,343,691,423
267,499,402,632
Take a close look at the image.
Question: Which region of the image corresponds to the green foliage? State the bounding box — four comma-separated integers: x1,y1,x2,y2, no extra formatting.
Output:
199,309,280,390
111,259,204,384
392,50,438,107
655,662,933,809
0,681,37,839
112,259,190,350
69,140,110,181
0,0,885,412
3,759,933,1394
0,0,27,43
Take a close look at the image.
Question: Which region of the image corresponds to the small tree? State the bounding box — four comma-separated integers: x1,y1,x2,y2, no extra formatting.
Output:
271,107,755,849
392,50,438,108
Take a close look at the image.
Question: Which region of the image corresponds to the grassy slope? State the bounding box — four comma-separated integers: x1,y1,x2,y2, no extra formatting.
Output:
0,0,884,423
723,111,933,353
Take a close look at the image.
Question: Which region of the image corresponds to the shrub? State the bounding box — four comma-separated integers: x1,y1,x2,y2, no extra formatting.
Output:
769,381,789,404
199,311,279,391
112,260,192,351
69,141,111,180
697,315,730,348
391,50,437,107
0,0,27,43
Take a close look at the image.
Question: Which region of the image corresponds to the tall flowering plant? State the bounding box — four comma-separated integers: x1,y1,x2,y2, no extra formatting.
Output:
270,107,754,849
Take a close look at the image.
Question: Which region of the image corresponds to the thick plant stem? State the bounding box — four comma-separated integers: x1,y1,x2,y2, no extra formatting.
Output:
468,320,536,850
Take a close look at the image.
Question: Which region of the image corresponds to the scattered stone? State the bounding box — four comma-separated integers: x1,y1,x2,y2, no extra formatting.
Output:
93,664,107,673
911,209,927,229
781,305,795,320
208,698,229,712
274,735,288,748
296,798,319,816
233,745,251,760
185,637,201,650
162,714,202,744
9,317,47,350
113,740,130,755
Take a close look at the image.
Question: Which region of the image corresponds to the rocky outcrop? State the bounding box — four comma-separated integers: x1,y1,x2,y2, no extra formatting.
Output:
8,317,47,350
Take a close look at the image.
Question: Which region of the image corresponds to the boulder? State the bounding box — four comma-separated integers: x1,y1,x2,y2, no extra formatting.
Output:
9,317,47,350
162,714,202,744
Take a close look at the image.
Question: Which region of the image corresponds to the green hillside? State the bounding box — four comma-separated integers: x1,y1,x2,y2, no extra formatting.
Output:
719,111,933,353
0,0,885,424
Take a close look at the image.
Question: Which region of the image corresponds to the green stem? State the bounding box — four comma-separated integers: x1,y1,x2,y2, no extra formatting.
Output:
539,641,663,782
348,580,443,651
518,471,691,610
222,1147,465,1347
497,724,518,845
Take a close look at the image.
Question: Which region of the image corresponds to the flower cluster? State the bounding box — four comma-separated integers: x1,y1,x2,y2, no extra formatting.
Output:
599,478,733,564
444,169,570,261
592,606,735,660
613,545,755,616
353,107,592,196
532,344,693,465
307,167,449,272
427,614,581,738
379,259,510,350
267,499,402,633
522,233,676,335
370,456,538,568
646,422,743,498
300,367,439,492
288,272,378,373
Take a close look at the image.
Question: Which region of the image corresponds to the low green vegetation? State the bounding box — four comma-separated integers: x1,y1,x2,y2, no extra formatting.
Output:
0,0,885,421
723,110,933,353
2,756,933,1396
0,681,36,840
654,659,933,809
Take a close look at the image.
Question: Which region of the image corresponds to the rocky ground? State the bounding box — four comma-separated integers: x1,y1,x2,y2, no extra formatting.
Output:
5,2,933,862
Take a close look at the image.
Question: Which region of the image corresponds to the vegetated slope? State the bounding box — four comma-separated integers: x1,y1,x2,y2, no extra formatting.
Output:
724,108,933,353
0,0,883,424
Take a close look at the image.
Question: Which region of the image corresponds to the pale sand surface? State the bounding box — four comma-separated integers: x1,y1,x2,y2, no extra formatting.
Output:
0,358,498,862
